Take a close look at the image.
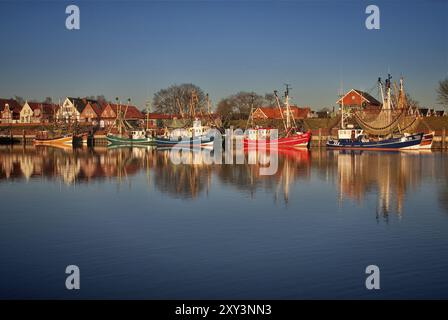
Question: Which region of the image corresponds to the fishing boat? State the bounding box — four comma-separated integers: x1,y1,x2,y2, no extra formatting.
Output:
33,131,73,147
107,130,154,146
106,99,154,146
244,85,311,149
155,120,215,148
327,75,425,151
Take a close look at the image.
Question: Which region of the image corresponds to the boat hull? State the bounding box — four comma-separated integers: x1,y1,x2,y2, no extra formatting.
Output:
243,131,311,149
326,133,424,150
419,133,434,149
155,136,215,148
106,134,154,146
33,136,73,147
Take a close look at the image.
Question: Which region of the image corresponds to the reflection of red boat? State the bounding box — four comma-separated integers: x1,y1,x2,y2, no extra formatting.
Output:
243,129,311,149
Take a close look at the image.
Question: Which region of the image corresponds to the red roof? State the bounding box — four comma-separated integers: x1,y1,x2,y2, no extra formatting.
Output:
254,106,310,119
0,98,22,113
106,103,144,119
27,102,59,116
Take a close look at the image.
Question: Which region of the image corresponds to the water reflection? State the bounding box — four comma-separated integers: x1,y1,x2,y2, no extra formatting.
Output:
0,145,447,216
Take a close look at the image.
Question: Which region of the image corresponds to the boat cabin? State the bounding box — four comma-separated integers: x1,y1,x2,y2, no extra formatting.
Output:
337,129,364,140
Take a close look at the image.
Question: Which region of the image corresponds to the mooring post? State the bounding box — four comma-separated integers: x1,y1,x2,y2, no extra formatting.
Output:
318,128,322,148
442,128,446,150
22,129,25,145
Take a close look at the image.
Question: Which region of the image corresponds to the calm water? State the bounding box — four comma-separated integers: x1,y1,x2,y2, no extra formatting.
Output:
0,145,447,299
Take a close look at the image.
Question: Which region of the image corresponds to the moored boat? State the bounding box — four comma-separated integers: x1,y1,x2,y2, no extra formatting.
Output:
107,130,154,146
326,130,423,150
243,129,311,149
243,85,311,149
34,135,73,146
327,75,428,151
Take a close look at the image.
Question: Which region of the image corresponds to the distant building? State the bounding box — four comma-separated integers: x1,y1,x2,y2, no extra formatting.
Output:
20,101,59,123
80,102,103,124
100,103,144,128
252,106,310,120
0,98,21,123
336,89,382,109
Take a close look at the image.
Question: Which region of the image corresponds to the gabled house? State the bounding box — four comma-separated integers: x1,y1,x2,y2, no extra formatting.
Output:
252,106,310,120
0,98,21,123
80,102,103,124
435,110,447,117
100,103,144,127
27,102,59,123
336,89,382,109
56,97,99,123
20,101,34,123
418,108,435,117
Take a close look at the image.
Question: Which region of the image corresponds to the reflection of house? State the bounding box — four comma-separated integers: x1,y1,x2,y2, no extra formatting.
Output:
100,103,144,127
0,98,21,123
252,106,310,120
20,101,59,123
337,89,382,109
79,102,103,124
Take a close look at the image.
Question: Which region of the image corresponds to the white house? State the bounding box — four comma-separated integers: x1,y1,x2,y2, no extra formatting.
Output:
20,101,34,123
56,97,83,122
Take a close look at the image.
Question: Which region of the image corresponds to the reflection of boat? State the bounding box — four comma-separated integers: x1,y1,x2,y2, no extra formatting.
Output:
244,85,311,149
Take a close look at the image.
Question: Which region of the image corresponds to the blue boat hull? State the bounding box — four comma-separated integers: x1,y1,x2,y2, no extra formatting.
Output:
326,133,423,150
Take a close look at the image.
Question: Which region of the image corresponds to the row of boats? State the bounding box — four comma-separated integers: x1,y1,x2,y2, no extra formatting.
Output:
33,76,433,151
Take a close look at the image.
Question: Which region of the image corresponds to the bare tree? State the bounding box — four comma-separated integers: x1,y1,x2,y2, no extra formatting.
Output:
14,95,25,105
264,93,276,107
437,78,448,107
153,84,206,115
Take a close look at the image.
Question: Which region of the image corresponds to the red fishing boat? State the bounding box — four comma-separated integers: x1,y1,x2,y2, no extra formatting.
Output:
243,85,311,149
243,128,311,148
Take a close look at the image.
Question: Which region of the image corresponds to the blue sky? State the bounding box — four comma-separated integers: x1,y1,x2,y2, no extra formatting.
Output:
0,0,446,110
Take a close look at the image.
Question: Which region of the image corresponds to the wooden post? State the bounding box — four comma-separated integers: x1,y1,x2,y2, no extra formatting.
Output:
442,128,446,150
22,129,25,145
318,128,322,148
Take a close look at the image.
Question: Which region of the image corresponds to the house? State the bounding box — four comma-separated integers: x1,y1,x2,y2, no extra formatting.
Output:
252,106,310,120
30,102,59,123
336,89,382,109
79,102,103,124
418,108,436,117
19,101,34,123
0,98,21,123
99,103,144,128
19,101,58,123
435,110,447,117
56,97,99,123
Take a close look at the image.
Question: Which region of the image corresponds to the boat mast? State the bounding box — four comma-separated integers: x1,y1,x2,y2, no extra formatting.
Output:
285,84,291,129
